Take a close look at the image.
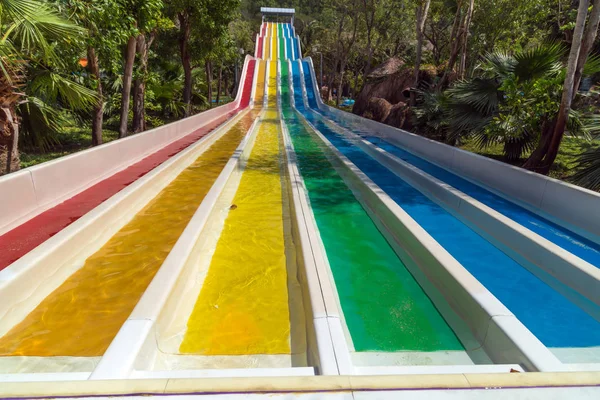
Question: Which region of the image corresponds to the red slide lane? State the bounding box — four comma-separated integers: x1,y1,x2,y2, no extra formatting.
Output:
256,36,263,59
0,59,257,271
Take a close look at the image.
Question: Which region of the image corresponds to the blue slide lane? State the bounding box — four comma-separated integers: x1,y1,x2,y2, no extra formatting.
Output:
294,38,301,60
286,37,294,60
316,99,600,270
295,61,600,352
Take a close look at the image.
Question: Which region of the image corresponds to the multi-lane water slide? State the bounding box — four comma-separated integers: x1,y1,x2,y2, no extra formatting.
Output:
0,10,599,388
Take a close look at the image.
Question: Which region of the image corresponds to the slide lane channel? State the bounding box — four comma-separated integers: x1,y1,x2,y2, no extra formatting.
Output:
176,60,305,359
0,61,257,273
318,87,600,273
282,60,472,364
0,110,261,361
298,60,600,364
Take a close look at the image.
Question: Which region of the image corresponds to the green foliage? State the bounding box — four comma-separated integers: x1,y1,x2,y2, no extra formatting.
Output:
440,44,585,159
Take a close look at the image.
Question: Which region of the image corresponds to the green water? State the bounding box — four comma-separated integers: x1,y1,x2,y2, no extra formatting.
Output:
279,32,286,59
280,63,463,352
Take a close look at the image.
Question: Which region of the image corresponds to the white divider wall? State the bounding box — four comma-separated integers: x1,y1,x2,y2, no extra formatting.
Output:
0,108,253,383
250,59,260,107
291,57,567,372
283,59,353,374
90,115,262,380
296,113,566,373
339,133,600,309
0,56,254,238
302,56,600,242
0,110,252,338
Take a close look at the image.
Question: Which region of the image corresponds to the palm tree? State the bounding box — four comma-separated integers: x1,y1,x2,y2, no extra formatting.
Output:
0,0,96,174
439,43,599,161
572,145,600,191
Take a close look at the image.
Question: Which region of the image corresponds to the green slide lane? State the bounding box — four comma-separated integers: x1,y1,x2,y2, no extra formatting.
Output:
281,62,290,104
279,62,463,352
278,24,286,59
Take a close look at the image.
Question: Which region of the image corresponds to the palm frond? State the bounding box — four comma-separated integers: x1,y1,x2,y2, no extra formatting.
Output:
3,0,85,64
446,78,501,116
571,147,600,191
513,42,565,81
28,70,97,111
583,53,600,77
17,95,64,151
479,51,515,79
445,104,494,144
573,113,600,140
502,129,537,160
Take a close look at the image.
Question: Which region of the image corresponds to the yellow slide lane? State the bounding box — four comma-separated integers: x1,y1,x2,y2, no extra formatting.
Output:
0,111,260,357
254,60,266,103
179,58,290,356
268,61,277,107
263,34,270,60
272,30,278,60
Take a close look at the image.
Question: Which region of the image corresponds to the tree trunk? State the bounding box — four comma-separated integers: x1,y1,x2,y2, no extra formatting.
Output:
458,0,475,79
88,46,103,146
438,1,464,89
118,36,137,138
411,0,431,106
336,59,347,106
216,64,222,105
206,59,213,108
133,34,149,133
178,11,192,117
522,120,554,170
352,66,360,98
0,106,20,174
573,0,600,97
326,71,335,102
525,0,589,174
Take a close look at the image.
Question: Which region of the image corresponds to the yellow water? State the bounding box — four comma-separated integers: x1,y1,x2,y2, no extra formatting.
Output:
254,60,266,103
272,31,278,60
179,59,290,356
268,61,277,107
0,111,260,357
263,34,270,60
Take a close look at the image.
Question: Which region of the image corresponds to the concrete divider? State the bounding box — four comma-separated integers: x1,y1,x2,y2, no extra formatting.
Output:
0,171,37,232
0,110,251,346
332,126,600,308
280,119,340,376
0,55,254,237
319,96,600,243
297,112,566,373
300,55,600,243
89,114,261,380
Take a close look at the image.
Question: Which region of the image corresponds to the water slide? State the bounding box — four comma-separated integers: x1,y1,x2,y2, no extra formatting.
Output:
290,54,600,370
0,18,599,385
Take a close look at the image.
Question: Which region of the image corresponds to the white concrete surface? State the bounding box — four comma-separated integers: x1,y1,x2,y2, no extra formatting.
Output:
0,55,254,238
0,108,252,378
316,90,600,244
330,121,600,308
91,115,262,380
295,111,565,372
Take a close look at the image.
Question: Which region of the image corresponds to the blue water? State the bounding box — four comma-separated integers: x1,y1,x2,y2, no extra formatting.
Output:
302,61,319,109
294,37,301,59
286,37,294,60
296,61,600,351
292,61,304,107
317,104,600,270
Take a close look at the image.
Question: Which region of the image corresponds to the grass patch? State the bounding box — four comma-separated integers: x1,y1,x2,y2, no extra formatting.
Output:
20,126,119,169
458,136,600,182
